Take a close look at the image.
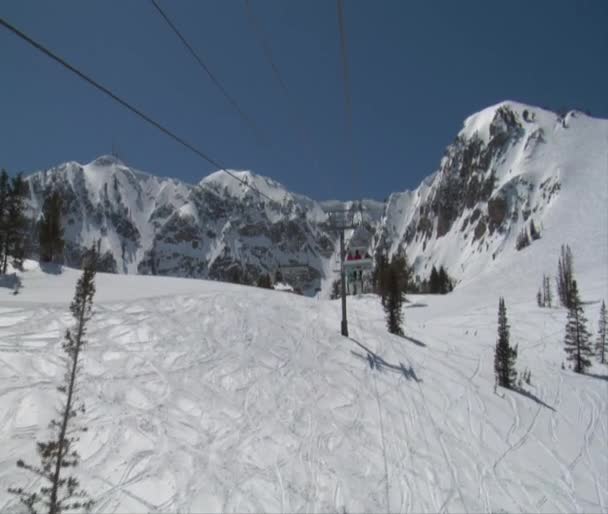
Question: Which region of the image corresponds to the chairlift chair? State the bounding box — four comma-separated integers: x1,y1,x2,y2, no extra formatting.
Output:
343,222,373,294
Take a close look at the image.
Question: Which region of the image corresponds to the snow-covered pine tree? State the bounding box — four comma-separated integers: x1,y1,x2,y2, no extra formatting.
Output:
557,244,575,308
564,280,593,374
494,297,517,388
8,247,98,513
537,288,543,307
596,300,607,364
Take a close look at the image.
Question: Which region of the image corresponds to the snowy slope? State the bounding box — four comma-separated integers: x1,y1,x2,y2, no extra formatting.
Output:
0,244,606,513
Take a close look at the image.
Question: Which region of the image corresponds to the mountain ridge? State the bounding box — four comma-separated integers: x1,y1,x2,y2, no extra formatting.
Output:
22,101,608,296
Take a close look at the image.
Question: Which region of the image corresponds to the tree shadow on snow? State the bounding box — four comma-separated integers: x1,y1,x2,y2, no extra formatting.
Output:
40,262,63,275
405,302,428,309
586,372,608,382
349,339,422,383
512,387,556,411
0,273,22,294
401,334,427,347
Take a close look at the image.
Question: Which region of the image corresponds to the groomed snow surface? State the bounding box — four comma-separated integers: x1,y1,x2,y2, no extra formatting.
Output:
1,260,607,513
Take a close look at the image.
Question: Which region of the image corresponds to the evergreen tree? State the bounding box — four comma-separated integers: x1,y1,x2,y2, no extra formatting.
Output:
438,266,451,294
3,174,28,272
39,191,65,263
596,300,607,364
429,266,439,294
564,280,593,373
8,247,97,513
557,244,575,308
330,279,341,300
256,273,272,289
494,297,518,388
372,252,389,298
227,265,242,284
381,255,408,335
537,288,543,307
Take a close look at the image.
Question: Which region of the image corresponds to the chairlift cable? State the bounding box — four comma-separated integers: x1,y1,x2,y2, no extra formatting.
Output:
149,0,268,146
243,0,318,169
336,0,359,196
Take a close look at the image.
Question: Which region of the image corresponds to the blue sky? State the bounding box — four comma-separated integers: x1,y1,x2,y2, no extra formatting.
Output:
1,1,607,200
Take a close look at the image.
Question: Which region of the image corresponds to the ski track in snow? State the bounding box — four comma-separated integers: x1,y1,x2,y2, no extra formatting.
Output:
1,270,607,513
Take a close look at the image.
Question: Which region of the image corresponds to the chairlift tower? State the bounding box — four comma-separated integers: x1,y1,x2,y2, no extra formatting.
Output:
326,207,356,337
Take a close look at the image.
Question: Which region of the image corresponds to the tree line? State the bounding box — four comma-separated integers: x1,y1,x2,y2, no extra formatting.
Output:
0,170,66,274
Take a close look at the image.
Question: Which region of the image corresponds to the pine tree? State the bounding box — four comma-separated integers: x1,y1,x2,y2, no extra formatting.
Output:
537,288,543,307
256,273,272,289
596,300,607,364
438,266,449,294
373,252,389,297
494,297,518,388
564,280,593,374
39,191,65,263
557,244,574,308
3,174,28,272
382,256,408,335
8,248,97,513
429,266,439,294
330,279,341,300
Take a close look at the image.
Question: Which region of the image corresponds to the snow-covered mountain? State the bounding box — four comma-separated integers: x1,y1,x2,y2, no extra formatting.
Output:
23,101,608,294
375,101,608,287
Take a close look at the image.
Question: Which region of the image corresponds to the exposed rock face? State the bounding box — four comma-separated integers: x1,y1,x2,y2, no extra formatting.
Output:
487,195,507,228
376,103,526,258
